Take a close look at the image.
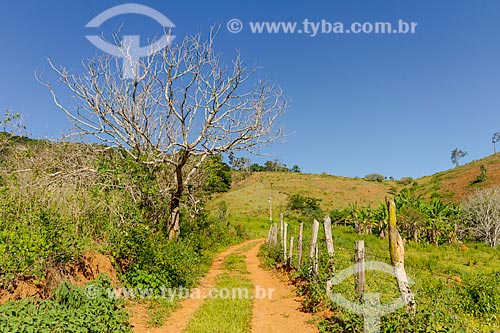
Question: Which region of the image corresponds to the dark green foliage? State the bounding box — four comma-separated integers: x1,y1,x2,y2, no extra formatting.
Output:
202,155,232,194
287,194,323,220
470,164,487,185
103,195,246,291
247,159,299,172
458,272,500,317
329,208,350,223
0,206,83,278
109,208,245,290
0,276,131,332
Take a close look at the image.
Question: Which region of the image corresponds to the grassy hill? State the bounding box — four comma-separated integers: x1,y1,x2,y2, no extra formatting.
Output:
210,172,401,220
212,153,500,223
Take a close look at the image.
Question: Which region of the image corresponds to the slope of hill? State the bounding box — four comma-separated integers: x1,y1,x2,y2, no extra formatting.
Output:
212,153,500,220
210,172,400,219
412,153,500,202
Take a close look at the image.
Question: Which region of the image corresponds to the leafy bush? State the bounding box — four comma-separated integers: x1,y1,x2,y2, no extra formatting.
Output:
0,206,84,278
469,164,487,185
0,276,131,332
329,208,350,223
287,194,323,220
258,242,283,269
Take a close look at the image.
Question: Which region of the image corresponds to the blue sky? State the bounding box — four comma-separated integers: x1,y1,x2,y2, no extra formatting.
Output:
1,0,500,179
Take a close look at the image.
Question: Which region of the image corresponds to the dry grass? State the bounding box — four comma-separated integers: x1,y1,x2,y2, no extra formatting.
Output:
210,172,399,219
414,153,500,202
212,154,500,222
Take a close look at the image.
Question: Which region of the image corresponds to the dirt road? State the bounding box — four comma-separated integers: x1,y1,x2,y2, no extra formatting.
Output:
129,239,318,333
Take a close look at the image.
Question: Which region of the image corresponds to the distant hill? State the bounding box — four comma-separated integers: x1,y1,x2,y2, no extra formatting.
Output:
212,154,500,219
411,153,500,202
210,172,400,219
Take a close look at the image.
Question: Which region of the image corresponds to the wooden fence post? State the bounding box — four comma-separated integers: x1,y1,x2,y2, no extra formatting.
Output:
267,224,273,243
272,224,278,245
355,240,365,294
309,219,320,276
387,199,416,312
324,216,335,292
288,236,294,266
314,243,319,275
280,213,284,246
324,216,335,256
297,222,303,269
283,222,288,263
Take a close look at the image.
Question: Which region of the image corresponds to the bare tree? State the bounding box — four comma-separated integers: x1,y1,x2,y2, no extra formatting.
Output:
492,132,500,154
450,148,467,168
461,187,500,248
40,28,288,239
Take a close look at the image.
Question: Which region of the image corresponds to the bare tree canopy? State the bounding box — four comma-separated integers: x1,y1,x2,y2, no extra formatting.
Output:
41,28,289,239
461,187,500,248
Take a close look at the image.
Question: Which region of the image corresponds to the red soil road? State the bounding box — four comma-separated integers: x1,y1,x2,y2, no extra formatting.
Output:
129,239,257,333
129,239,318,333
245,240,318,333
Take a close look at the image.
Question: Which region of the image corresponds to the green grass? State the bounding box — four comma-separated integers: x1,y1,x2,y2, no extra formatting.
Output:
223,254,250,274
184,252,254,333
228,216,270,238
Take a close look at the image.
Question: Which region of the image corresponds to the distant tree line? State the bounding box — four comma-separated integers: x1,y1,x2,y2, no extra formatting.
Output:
228,152,300,173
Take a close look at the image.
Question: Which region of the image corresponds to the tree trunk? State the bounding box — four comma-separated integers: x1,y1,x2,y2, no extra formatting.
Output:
168,190,182,240
167,154,189,240
297,222,303,269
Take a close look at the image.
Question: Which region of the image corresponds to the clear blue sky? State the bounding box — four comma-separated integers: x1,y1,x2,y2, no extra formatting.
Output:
1,0,500,179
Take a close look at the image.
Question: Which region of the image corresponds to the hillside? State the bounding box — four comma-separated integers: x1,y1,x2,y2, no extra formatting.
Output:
213,153,500,220
412,153,500,202
210,172,401,219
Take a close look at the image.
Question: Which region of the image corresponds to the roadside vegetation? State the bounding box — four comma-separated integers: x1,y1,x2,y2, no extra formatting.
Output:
0,128,246,329
259,189,500,332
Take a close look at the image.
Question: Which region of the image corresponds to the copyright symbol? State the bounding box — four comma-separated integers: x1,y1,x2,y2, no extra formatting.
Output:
84,284,102,299
227,19,243,33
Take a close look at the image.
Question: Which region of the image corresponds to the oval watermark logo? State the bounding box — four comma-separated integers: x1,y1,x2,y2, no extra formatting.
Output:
327,261,415,333
85,3,175,79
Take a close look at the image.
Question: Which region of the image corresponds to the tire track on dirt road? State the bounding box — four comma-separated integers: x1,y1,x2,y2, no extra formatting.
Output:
244,240,318,333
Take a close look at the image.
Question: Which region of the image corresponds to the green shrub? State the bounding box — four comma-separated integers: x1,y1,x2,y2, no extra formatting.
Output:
287,194,323,220
470,164,487,185
258,242,283,268
0,276,131,332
